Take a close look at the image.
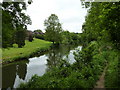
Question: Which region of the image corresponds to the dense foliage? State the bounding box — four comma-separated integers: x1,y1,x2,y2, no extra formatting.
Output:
81,1,120,88
81,2,120,47
2,0,32,48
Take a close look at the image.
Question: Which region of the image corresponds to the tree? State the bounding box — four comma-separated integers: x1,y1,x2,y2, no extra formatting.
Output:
81,2,120,49
44,14,63,44
2,0,32,48
2,10,15,48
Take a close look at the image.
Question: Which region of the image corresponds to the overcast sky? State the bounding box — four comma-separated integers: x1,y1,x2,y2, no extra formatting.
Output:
26,0,88,33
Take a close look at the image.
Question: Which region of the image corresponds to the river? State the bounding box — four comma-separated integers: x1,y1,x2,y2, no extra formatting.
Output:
2,44,82,88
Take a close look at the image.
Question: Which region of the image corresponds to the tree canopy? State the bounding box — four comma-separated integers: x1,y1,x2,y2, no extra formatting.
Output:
2,0,32,48
81,2,120,48
44,14,63,44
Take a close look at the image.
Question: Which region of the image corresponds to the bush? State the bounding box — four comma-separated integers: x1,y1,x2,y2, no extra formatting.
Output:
105,51,119,88
34,34,45,40
19,41,119,88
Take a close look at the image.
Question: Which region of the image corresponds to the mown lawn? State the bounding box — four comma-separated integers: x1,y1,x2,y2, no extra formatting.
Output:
2,38,52,63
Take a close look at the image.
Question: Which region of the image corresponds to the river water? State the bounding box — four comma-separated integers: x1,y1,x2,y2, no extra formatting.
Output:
2,45,82,88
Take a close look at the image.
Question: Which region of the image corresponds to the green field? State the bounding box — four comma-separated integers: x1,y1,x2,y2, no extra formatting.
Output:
2,38,52,64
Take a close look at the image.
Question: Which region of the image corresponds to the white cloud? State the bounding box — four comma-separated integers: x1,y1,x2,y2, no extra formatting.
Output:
26,0,87,33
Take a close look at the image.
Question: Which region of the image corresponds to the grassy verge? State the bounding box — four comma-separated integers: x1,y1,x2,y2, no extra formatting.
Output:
105,50,119,88
2,38,52,64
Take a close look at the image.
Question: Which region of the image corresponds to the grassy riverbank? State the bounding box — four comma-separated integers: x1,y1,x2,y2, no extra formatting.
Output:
2,38,52,64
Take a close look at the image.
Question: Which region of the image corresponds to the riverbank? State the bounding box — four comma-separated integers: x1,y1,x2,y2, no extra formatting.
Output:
2,38,52,64
18,40,120,88
18,41,107,88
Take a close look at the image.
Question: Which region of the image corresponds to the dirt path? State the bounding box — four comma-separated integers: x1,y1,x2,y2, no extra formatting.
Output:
93,65,108,89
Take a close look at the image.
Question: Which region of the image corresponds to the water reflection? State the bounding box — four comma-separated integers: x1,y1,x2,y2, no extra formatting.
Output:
46,45,79,69
64,46,82,64
25,55,48,80
2,60,28,88
13,55,48,88
2,45,81,88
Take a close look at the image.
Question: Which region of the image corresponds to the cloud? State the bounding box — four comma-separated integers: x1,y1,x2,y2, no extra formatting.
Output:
26,0,87,33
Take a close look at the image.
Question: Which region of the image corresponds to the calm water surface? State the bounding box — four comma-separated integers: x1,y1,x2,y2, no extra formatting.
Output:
2,45,82,88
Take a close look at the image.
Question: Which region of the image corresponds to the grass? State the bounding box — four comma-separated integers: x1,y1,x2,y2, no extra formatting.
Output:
105,50,119,88
2,38,52,64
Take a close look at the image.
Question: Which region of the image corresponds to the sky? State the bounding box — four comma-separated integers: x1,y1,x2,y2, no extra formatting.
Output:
26,0,88,33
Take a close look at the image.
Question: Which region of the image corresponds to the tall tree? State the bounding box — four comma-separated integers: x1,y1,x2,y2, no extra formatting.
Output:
2,0,32,48
81,2,120,48
44,14,63,44
2,10,15,48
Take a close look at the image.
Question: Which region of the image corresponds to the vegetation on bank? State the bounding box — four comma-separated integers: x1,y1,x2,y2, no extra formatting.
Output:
105,52,119,88
18,41,116,88
81,2,120,88
2,38,52,64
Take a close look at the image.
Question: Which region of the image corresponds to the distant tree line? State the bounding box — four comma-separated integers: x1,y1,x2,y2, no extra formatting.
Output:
44,14,82,45
61,31,81,45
